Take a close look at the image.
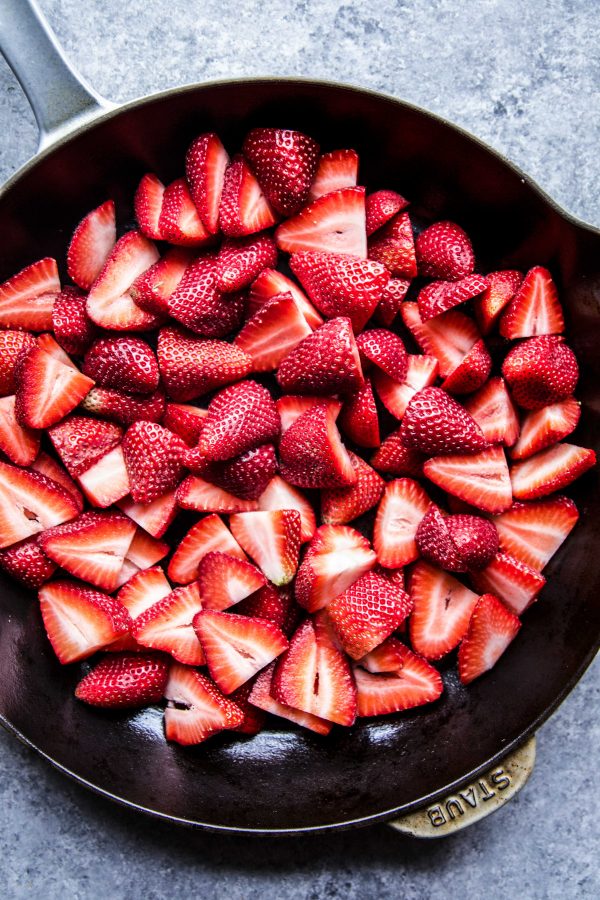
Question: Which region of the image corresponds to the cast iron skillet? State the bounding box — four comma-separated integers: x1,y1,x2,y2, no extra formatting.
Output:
0,0,598,834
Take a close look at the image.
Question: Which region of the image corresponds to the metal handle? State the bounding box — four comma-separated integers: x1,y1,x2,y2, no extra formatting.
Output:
0,0,114,151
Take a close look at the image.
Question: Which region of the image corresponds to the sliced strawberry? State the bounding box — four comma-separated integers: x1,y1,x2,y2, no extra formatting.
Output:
164,663,243,745
417,274,488,321
67,200,116,291
458,593,521,684
215,234,277,292
400,387,489,456
415,220,474,280
373,478,430,568
132,581,205,664
0,461,79,549
234,292,312,371
198,380,280,461
502,335,578,410
368,212,417,278
473,269,523,334
400,302,479,379
463,376,520,447
77,445,131,508
0,257,60,330
355,328,408,380
338,378,380,448
365,190,409,236
229,509,301,585
321,452,384,525
176,476,258,513
75,652,169,708
370,428,425,477
308,149,359,201
15,346,93,429
117,490,178,539
354,643,443,716
243,127,320,215
470,552,546,615
51,287,98,356
445,514,499,570
510,442,595,500
248,661,333,735
229,677,268,735
197,551,266,611
276,187,367,257
168,514,246,584
32,451,84,511
116,565,172,619
157,326,252,402
279,402,356,489
163,402,207,446
492,496,579,571
168,255,245,338
295,524,377,611
235,583,300,636
257,475,317,543
444,338,492,400
185,132,229,234
130,247,194,316
83,336,159,395
219,154,278,237
193,444,278,501
276,394,341,434
510,398,580,460
415,504,467,573
277,316,364,395
122,421,186,503
159,178,211,246
134,173,165,240
82,386,165,426
0,536,56,589
36,332,78,368
372,353,439,420
499,266,564,339
424,446,513,514
374,276,411,326
248,267,323,328
0,330,36,395
408,561,479,659
0,395,39,465
122,526,168,570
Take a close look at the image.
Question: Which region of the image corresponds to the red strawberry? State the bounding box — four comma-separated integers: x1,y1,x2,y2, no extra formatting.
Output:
77,445,131,508
327,569,412,659
373,478,430,568
321,453,384,525
458,593,521,684
15,346,93,429
133,582,205,664
116,565,172,619
424,446,512,514
197,551,266,611
289,251,388,332
0,395,40,465
0,330,36,394
168,515,245,584
81,387,166,425
446,514,499,569
408,561,479,659
198,444,278,501
463,376,520,447
38,579,131,664
0,537,57,589
215,234,277,292
122,421,186,503
473,269,523,334
370,428,425,477
75,652,168,708
163,402,207,446
502,335,578,410
229,677,268,735
83,336,159,394
51,287,98,356
401,301,479,379
229,509,301,585
365,190,409,236
276,394,341,433
415,504,466,572
36,332,77,368
354,645,442,717
185,133,229,234
117,490,179,539
163,663,243,745
499,266,564,339
235,583,300,636
0,463,75,548
374,276,411,326
415,220,475,280
122,527,169,572
234,293,312,371
510,442,595,500
248,267,323,329
372,353,439,420
168,255,245,338
492,496,579,571
219,154,278,237
134,173,165,240
248,661,333,735
67,200,116,291
356,328,408,380
417,274,488,320
368,212,417,277
48,415,123,478
198,380,280,462
159,178,211,246
400,387,489,455
276,187,367,257
0,257,60,330
444,339,491,400
470,552,546,615
338,378,380,448
279,402,356,489
510,397,580,460
277,317,364,395
308,149,359,201
295,524,377,611
157,326,252,402
176,476,258,514
130,248,193,316
257,475,317,543
243,127,320,215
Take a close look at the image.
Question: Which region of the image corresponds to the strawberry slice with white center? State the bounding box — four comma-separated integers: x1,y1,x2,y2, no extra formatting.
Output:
295,524,377,612
499,266,564,339
370,428,425,477
276,187,367,257
470,553,546,615
279,402,356,489
308,149,359,201
75,652,169,709
164,663,244,745
358,635,412,672
176,475,258,514
130,247,194,316
276,395,342,434
229,678,267,735
168,514,246,584
458,593,522,684
38,579,131,664
133,582,205,665
372,353,439,420
463,376,520,447
32,451,84,511
257,475,317,543
0,461,79,549
354,641,443,716
492,496,579,571
442,338,492,395
159,178,212,246
339,377,381,448
321,452,384,526
248,268,323,329
117,565,172,619
401,301,479,379
36,332,79,368
87,231,161,331
229,509,301,586
234,292,313,371
249,661,333,735
67,200,117,290
117,489,179,539
473,269,523,334
243,127,320,215
185,132,229,234
0,536,57,589
373,478,430,568
197,551,266,611
424,446,513,515
15,346,94,430
510,398,580,460
115,530,169,587
0,395,40,465
0,257,60,330
134,173,165,240
219,154,278,237
77,445,131,508
273,614,357,725
277,316,364,396
510,442,596,500
408,561,480,659
193,609,288,694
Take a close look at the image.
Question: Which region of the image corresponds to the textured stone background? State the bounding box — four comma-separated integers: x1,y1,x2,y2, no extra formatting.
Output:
0,1,598,897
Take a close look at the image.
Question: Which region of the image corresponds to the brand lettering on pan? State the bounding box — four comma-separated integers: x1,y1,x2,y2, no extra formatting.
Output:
427,768,512,826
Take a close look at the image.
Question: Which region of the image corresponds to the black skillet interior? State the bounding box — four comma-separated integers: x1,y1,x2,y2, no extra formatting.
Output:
0,80,599,833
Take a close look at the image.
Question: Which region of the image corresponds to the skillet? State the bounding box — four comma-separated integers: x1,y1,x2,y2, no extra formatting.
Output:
0,0,598,834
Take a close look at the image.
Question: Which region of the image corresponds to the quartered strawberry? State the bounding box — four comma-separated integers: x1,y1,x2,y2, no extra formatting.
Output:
219,154,278,237
276,187,367,257
215,234,277,292
198,380,280,461
473,269,523,334
15,346,93,429
463,376,520,447
470,552,546,615
117,490,179,539
229,509,301,585
295,524,377,612
234,292,312,371
176,476,258,514
133,582,205,665
0,461,79,549
417,274,488,321
159,178,211,246
197,551,266,611
168,514,246,584
168,255,245,338
0,257,60,330
400,387,488,456
372,353,439,420
308,149,359,201
338,378,380,448
374,276,411,326
77,445,131,508
511,442,596,500
83,336,159,394
257,475,317,543
279,402,356,489
409,561,479,659
248,661,333,735
290,251,388,332
424,446,513,514
356,328,408,380
499,266,564,339
49,415,122,477
510,397,580,460
235,583,300,636
248,267,323,329
134,173,165,240
446,514,499,570
229,677,268,735
415,504,466,572
157,326,252,402
370,428,425,477
365,190,409,236
0,330,36,395
51,287,97,356
373,478,430,568
277,316,364,395
116,565,171,619
243,127,320,215
163,402,207,447
502,335,578,410
458,593,521,684
122,527,169,571
0,537,57,589
75,651,169,708
276,394,341,433
415,220,475,280
185,132,229,234
321,452,384,525
38,579,131,664
36,331,78,368
492,496,579,571
122,421,186,503
130,247,194,316
441,338,492,395
164,663,243,745
32,451,84,511
196,444,278,501
0,395,40,465
401,302,479,380
368,212,417,278
67,200,116,291
354,641,443,717
81,387,166,425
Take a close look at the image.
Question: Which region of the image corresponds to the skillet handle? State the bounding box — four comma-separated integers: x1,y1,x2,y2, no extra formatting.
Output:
388,735,536,838
0,0,114,152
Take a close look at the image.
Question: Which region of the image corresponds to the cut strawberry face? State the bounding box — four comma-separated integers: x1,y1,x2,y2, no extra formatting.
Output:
186,133,230,234
372,353,439,420
15,346,94,430
75,652,169,709
339,378,381,448
510,398,580,460
168,515,246,584
243,128,320,215
0,461,80,549
473,269,523,334
159,178,212,246
117,490,179,539
401,302,479,379
470,552,546,615
133,582,205,665
0,257,60,330
409,561,479,659
228,677,268,735
32,451,84,511
415,220,475,280
499,266,564,339
117,565,171,619
248,662,333,735
87,231,161,331
424,446,513,515
373,478,431,568
163,663,244,745
0,537,57,589
321,452,384,526
248,268,323,329
134,173,165,240
229,509,301,585
463,376,520,447
67,200,116,291
197,551,266,611
198,380,280,462
458,594,521,685
295,524,377,612
354,642,443,717
510,442,595,500
0,395,40,466
400,387,489,456
279,402,356,489
234,293,313,371
176,475,258,514
492,496,579,571
441,336,492,395
365,190,410,236
368,212,417,278
215,234,278,293
308,149,359,201
157,326,252,402
257,475,317,543
77,446,131,508
277,316,364,396
163,403,207,447
219,154,278,238
276,394,342,434
276,187,367,257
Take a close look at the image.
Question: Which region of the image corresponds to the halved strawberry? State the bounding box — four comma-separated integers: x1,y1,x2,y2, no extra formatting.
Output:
248,661,333,735
235,583,300,636
408,561,479,659
164,663,243,745
473,269,523,334
130,247,194,316
215,234,278,292
248,268,323,328
134,173,165,240
0,257,60,330
321,452,384,525
243,127,320,215
116,565,171,619
229,509,301,585
510,442,595,500
234,293,312,371
276,187,367,257
15,346,93,429
75,652,169,708
81,387,166,425
492,496,579,571
368,212,417,278
83,336,159,395
50,413,121,479
338,378,380,448
0,330,36,395
229,677,268,735
159,178,211,246
415,220,475,280
295,524,377,611
0,395,39,465
77,445,131,508
458,593,521,684
36,332,78,368
0,461,79,549
0,536,56,589
219,154,278,237
38,579,131,664
510,398,580,460
355,328,407,380
32,451,84,511
277,316,364,395
122,421,186,503
176,476,258,513
117,490,179,539
499,266,564,339
308,149,359,201
67,200,116,290
400,387,489,456
373,478,430,567
354,642,443,716
470,552,546,615
257,475,317,543
194,444,278,501
502,335,578,410
133,581,205,664
163,403,207,446
370,428,425,477
186,133,229,234
445,338,492,400
157,326,252,402
198,380,280,462
416,505,498,572
197,551,266,611
372,353,439,420
51,287,98,356
400,302,479,379
276,394,341,433
424,446,512,514
279,402,356,489
417,274,488,321
168,255,245,338
463,376,520,447
374,276,411,326
121,527,168,573
365,190,409,236
168,515,246,584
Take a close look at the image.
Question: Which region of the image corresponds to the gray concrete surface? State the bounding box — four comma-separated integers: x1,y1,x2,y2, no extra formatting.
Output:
0,0,598,897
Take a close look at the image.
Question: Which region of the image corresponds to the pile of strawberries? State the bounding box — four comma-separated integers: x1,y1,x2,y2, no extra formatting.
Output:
0,127,594,745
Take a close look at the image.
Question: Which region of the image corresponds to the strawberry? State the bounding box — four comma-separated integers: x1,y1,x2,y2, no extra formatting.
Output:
122,421,186,503
36,332,78,368
458,594,521,684
492,496,579,571
338,378,380,447
374,276,411,326
365,190,409,236
67,200,116,291
417,274,488,321
163,403,207,446
130,247,194,316
327,569,412,659
31,452,83,512
243,127,320,215
219,154,278,237
197,380,280,461
276,394,341,433
168,255,245,338
196,444,278,501
502,335,578,410
83,336,159,394
295,524,377,611
473,269,523,334
248,268,323,329
197,551,266,611
116,565,171,619
510,442,596,500
122,527,169,572
289,251,388,332
368,212,417,278
276,187,367,257
38,579,131,664
308,149,359,201
424,446,513,514
372,353,439,420
117,490,179,539
77,446,131,508
0,395,40,465
408,560,479,659
279,402,356,489
277,317,364,395
0,537,57,589
229,677,268,735
75,652,169,708
48,415,123,478
81,387,166,425
373,478,430,568
248,661,333,735
370,428,425,477
400,387,489,455
415,220,475,280
321,453,384,525
0,330,36,395
510,397,580,460
470,552,546,615
273,615,357,725
229,509,301,585
185,133,229,234
15,346,94,429
257,475,317,543
86,231,161,331
51,287,98,356
235,583,300,636
415,504,466,572
133,582,205,665
163,663,243,745
40,511,136,592
193,609,288,694
168,514,246,584
134,173,165,240
463,376,520,447
176,476,258,514
401,302,479,379
441,336,491,396
215,234,278,292
234,293,312,371
157,326,252,402
499,266,564,339
0,257,60,330
0,461,79,549
446,514,499,569
158,178,211,246
356,328,408,380
354,652,442,717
